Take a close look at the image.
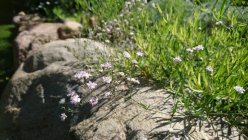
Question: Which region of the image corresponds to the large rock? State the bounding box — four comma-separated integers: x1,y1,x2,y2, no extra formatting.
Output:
1,38,246,140
58,21,83,40
14,23,63,68
71,87,246,140
0,38,112,140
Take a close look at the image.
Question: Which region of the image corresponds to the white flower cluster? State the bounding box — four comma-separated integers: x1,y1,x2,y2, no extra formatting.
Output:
74,71,92,79
206,66,213,72
127,77,140,84
186,45,204,53
234,86,245,94
67,90,81,105
102,76,112,84
173,56,182,63
87,81,97,90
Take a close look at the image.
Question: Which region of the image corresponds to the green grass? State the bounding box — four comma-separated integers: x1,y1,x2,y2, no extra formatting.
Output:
53,0,247,134
0,24,15,93
13,0,247,135
113,0,248,133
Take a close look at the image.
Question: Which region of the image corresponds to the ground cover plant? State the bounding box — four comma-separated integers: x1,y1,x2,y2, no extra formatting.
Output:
52,0,248,136
114,0,248,134
1,0,247,137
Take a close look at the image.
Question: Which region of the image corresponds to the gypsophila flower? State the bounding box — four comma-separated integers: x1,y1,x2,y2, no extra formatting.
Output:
104,92,111,97
74,71,92,79
70,94,81,105
60,113,67,121
173,56,182,63
130,32,134,36
89,96,98,106
123,51,131,58
186,48,194,53
173,136,181,140
136,52,144,57
234,86,245,94
105,39,110,43
127,77,140,84
132,59,138,64
59,98,65,104
119,72,125,76
67,90,76,97
102,76,112,84
101,62,112,69
206,66,213,72
87,81,97,90
193,45,204,51
216,21,223,25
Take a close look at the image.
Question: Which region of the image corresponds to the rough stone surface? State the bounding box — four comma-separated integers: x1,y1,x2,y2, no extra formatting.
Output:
0,38,112,140
14,23,63,68
58,21,83,39
1,37,246,139
70,87,246,140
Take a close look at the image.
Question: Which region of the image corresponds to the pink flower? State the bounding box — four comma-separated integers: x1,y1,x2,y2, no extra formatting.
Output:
193,45,204,51
136,52,144,57
87,81,97,90
60,113,67,121
119,72,125,76
70,94,81,105
89,96,98,106
127,77,140,84
74,71,92,79
101,62,112,69
186,48,194,53
102,76,112,84
173,56,182,63
67,90,76,97
132,59,138,64
123,51,131,58
234,86,245,94
104,92,111,97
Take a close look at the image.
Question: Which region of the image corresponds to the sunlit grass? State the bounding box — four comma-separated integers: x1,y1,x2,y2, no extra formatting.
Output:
121,0,247,131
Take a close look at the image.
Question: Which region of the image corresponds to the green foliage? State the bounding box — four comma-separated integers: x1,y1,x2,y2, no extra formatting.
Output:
52,0,124,23
0,24,14,93
117,0,248,130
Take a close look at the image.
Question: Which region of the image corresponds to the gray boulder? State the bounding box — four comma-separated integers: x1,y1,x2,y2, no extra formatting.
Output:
0,38,112,140
14,23,63,68
71,87,246,140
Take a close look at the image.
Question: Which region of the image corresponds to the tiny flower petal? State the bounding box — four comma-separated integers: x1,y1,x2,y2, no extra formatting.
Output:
186,48,194,53
67,90,76,97
104,92,111,97
132,59,138,64
89,96,98,106
193,45,204,51
105,39,110,43
119,72,125,76
123,51,131,58
136,52,144,57
173,56,182,63
87,81,97,90
101,62,112,69
234,86,245,94
59,98,65,104
74,71,92,79
206,66,213,72
70,94,81,105
127,77,140,84
60,113,67,121
216,21,223,25
102,76,112,84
